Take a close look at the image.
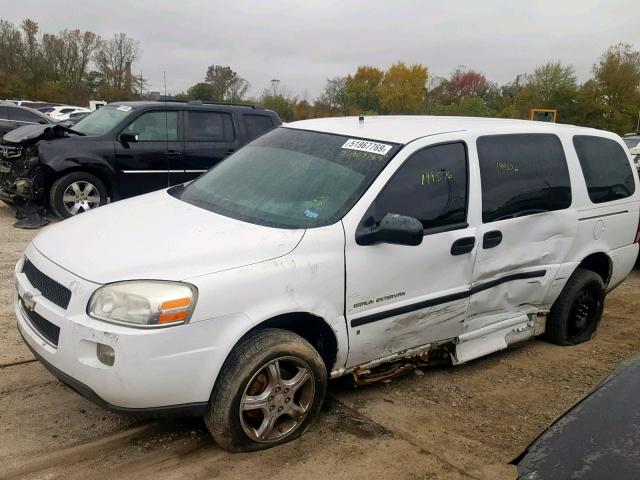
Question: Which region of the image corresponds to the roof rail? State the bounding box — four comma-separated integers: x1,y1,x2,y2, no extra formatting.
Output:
161,99,262,109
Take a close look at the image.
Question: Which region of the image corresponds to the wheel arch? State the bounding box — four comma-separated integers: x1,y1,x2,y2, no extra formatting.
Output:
576,252,612,286
49,165,116,200
237,312,339,374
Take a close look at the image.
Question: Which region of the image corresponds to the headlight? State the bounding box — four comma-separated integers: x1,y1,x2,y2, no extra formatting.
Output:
88,281,197,328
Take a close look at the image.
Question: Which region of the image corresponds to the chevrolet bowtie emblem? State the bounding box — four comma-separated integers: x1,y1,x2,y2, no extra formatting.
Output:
23,291,36,311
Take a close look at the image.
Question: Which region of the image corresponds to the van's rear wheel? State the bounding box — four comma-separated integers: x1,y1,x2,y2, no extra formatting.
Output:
546,268,605,345
205,328,327,452
50,172,108,219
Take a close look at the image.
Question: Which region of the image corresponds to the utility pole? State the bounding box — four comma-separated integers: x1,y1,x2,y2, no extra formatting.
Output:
636,110,639,134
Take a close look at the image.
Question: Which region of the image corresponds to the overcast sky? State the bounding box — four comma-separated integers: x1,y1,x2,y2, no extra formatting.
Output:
2,0,639,99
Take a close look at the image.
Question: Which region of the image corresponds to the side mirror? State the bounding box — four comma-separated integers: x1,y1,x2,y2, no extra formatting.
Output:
119,131,139,143
356,213,423,246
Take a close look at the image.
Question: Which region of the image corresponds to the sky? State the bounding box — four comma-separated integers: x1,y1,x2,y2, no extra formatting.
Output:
1,0,639,99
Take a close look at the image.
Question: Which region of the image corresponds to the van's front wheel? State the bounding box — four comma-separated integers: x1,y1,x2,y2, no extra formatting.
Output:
205,329,327,452
546,268,605,345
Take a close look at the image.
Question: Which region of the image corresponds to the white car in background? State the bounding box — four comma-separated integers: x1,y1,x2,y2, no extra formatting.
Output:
47,106,91,121
623,134,640,170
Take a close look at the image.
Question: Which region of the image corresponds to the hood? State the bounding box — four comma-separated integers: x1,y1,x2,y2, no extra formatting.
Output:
2,123,78,145
32,190,305,284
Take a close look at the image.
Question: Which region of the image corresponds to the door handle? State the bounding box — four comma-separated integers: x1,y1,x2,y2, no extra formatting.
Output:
483,230,503,249
451,236,475,256
166,150,182,157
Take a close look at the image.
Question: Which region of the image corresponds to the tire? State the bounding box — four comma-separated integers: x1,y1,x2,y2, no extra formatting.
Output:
546,268,605,346
205,328,327,452
49,172,108,219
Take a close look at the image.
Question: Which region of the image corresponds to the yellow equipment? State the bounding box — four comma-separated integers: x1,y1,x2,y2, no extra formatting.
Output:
529,109,557,122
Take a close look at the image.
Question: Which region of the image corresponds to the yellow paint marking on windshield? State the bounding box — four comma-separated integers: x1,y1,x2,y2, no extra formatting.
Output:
496,162,519,172
421,170,453,186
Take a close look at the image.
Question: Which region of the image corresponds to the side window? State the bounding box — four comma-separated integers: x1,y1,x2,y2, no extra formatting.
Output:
477,134,571,223
10,108,43,123
573,135,635,203
0,106,9,120
187,111,234,142
123,111,178,141
372,142,468,230
245,115,275,140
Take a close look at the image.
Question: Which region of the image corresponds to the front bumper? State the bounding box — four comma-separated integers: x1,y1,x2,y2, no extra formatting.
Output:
14,244,227,415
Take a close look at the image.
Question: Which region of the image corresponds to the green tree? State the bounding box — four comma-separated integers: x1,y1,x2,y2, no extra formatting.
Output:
204,65,249,102
186,82,218,101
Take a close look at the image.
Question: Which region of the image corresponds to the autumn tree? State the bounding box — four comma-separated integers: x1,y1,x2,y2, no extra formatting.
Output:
587,43,640,132
447,67,490,99
344,66,384,113
378,62,428,114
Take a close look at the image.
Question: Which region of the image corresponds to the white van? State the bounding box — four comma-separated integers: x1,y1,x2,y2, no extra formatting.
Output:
14,116,640,451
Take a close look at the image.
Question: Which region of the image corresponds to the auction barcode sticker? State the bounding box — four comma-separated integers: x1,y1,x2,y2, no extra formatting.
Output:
341,139,392,156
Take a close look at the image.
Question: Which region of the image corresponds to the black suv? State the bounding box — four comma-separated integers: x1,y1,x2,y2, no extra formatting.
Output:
0,101,56,136
0,101,280,218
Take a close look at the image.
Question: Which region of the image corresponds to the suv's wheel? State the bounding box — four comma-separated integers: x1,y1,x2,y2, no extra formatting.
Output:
50,172,108,219
546,268,605,346
205,328,327,452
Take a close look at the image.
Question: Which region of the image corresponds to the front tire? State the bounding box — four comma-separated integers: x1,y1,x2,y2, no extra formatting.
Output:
205,328,327,452
546,268,605,346
49,172,108,219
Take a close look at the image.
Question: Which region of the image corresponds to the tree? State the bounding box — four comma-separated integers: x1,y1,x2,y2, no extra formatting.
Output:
186,82,217,101
94,33,141,93
318,76,347,113
344,66,384,113
260,80,296,121
378,62,428,114
447,67,490,99
588,43,640,132
204,65,249,102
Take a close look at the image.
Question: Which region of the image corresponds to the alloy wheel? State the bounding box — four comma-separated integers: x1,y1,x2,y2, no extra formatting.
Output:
239,356,315,443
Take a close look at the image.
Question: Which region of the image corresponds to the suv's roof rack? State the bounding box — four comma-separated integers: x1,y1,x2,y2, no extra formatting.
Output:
161,99,263,110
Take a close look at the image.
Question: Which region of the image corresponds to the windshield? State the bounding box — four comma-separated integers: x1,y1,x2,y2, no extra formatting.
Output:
173,128,402,229
623,137,640,149
72,105,135,136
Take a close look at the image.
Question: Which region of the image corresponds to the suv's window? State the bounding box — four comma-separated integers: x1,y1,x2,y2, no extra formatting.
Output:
477,134,572,223
60,108,75,114
73,105,135,136
123,111,178,141
10,108,43,123
371,142,468,230
574,135,636,203
245,115,274,140
187,111,234,142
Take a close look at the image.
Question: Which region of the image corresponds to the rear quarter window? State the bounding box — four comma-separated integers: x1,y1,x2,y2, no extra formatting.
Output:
573,135,636,203
477,133,572,223
244,114,275,140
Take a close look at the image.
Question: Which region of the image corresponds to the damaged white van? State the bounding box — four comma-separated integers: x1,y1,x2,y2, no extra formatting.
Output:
14,117,640,451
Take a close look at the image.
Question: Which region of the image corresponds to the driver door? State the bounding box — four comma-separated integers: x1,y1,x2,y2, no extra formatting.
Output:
343,139,479,367
114,110,183,198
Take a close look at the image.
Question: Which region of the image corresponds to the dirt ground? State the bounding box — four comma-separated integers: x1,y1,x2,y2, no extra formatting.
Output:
1,200,639,480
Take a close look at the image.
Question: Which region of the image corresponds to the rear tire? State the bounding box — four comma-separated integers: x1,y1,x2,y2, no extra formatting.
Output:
205,328,327,452
49,172,108,219
546,268,605,346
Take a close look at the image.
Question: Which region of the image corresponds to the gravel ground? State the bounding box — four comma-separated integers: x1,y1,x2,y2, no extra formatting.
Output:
0,200,638,480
